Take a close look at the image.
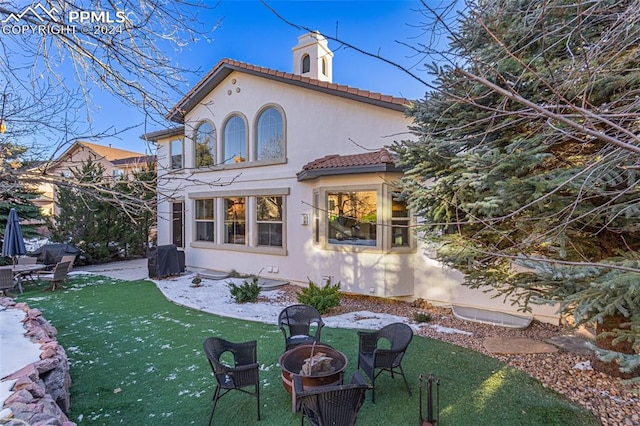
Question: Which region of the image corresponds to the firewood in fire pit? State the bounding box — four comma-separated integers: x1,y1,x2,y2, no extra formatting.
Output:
300,352,335,375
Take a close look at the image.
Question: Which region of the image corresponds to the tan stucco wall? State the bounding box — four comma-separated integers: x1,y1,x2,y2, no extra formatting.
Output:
155,70,561,324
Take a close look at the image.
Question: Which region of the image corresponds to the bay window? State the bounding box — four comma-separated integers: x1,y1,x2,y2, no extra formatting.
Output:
391,198,410,247
327,190,377,246
314,186,412,251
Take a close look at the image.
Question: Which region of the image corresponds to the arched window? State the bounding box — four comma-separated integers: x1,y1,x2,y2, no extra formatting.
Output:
302,54,310,73
223,115,247,163
256,107,284,160
194,121,216,167
322,58,327,76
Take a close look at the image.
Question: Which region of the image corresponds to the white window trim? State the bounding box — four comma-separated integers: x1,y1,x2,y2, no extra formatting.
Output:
169,138,184,170
221,113,248,165
253,104,286,162
193,198,215,243
193,121,216,168
255,195,285,249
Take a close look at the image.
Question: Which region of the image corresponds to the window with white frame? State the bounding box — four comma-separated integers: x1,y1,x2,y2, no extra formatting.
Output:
327,190,378,246
256,107,284,161
256,196,283,247
224,197,246,244
170,138,183,170
112,169,125,179
194,121,216,167
195,199,214,242
223,115,247,163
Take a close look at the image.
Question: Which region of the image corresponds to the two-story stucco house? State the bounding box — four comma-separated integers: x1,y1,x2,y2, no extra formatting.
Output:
144,33,559,324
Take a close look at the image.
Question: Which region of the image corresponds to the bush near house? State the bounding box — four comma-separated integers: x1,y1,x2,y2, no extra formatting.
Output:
227,276,261,303
297,278,341,314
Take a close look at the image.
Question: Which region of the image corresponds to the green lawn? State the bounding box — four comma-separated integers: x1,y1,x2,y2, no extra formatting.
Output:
16,275,599,425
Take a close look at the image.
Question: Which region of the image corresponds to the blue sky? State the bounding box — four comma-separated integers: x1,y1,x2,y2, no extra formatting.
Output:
96,1,446,153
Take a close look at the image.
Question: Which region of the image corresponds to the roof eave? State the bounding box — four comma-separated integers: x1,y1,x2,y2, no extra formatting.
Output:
167,63,410,123
297,163,402,181
140,126,185,142
167,67,234,123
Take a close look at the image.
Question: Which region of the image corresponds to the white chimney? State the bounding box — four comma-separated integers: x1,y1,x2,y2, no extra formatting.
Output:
292,31,333,82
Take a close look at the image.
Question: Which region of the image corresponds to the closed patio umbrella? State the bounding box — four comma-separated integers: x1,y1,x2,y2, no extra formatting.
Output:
2,208,27,266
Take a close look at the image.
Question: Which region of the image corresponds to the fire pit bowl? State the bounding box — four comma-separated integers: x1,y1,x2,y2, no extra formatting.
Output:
279,343,348,394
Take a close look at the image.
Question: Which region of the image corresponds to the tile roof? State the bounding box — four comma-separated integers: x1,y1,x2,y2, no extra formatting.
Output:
76,141,145,161
297,149,401,181
111,155,156,166
167,58,411,123
42,141,148,174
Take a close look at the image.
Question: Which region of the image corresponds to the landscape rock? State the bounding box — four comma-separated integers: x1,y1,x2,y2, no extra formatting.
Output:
0,298,75,426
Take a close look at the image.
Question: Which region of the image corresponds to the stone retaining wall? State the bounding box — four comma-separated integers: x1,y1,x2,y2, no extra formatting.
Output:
0,298,75,426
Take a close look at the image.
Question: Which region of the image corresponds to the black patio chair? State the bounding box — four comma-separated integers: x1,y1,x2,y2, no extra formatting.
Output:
278,304,325,351
202,337,260,425
357,322,413,403
293,370,370,426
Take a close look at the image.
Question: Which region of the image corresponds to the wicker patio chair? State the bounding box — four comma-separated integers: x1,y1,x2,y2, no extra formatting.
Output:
278,304,325,351
357,322,413,403
37,261,70,291
203,337,260,425
0,269,17,297
293,370,370,426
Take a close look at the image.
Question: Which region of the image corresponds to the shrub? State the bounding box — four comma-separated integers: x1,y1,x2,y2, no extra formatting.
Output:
411,298,433,310
413,312,432,323
228,269,250,278
227,276,261,303
297,278,341,314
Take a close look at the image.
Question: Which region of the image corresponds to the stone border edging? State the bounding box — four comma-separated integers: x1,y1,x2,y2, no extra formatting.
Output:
0,297,76,426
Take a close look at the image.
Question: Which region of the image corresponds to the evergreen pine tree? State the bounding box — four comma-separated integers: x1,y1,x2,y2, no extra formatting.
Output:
0,141,45,240
113,161,157,257
50,159,124,263
394,0,640,376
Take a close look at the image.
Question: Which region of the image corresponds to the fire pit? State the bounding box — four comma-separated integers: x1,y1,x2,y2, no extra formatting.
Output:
278,343,348,395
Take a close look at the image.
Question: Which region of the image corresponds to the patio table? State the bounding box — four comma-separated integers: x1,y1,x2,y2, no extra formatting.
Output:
0,264,50,293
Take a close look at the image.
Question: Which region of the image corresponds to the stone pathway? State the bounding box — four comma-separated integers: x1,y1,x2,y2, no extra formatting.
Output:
483,337,559,354
483,335,594,355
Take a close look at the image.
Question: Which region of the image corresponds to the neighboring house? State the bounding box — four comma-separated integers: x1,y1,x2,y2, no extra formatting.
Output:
33,141,153,218
144,33,559,323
